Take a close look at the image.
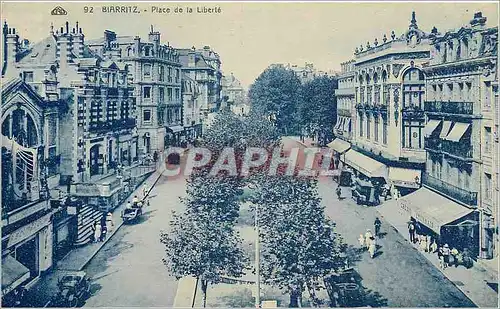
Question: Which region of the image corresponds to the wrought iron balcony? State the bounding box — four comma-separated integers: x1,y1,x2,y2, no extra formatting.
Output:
334,88,355,96
424,138,441,152
337,109,352,117
422,172,478,207
424,101,475,115
89,118,136,133
441,140,473,159
402,105,425,118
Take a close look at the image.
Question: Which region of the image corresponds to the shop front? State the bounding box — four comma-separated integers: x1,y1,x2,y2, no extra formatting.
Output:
165,125,184,147
327,138,352,185
342,149,388,184
2,211,54,298
394,187,479,257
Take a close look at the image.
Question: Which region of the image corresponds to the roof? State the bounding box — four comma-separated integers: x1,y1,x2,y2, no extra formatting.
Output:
86,35,135,46
178,53,215,71
17,36,57,66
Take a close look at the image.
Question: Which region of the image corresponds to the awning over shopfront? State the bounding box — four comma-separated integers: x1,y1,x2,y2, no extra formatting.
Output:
444,122,470,142
389,167,421,188
424,120,441,137
396,187,474,235
167,125,184,133
439,121,453,139
327,138,351,154
343,149,387,179
2,255,30,296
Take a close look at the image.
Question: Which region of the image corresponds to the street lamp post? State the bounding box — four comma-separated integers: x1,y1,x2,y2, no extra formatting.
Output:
255,201,260,308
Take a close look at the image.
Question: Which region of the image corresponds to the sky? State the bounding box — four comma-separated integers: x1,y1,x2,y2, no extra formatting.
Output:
1,1,498,89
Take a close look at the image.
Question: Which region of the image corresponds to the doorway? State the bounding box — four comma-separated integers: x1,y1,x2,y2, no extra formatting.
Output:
15,236,39,279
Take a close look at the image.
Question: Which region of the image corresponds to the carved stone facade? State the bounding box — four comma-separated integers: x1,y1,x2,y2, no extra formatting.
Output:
423,12,498,259
347,12,431,192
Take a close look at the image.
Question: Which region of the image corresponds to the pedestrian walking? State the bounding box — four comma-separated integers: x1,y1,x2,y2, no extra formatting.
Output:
430,239,438,253
106,212,114,233
426,235,432,253
442,244,451,268
365,229,373,249
94,222,102,243
438,246,445,270
420,235,428,252
368,237,376,258
374,217,382,237
142,183,148,199
100,224,107,242
90,222,96,243
132,195,139,205
336,186,342,200
408,219,416,243
451,247,459,267
358,234,365,249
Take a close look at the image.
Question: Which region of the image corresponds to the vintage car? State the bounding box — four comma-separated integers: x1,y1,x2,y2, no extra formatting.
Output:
324,268,363,307
53,271,91,307
121,206,143,223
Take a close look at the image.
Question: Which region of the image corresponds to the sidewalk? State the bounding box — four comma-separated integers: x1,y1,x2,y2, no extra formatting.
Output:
377,200,498,308
22,168,165,307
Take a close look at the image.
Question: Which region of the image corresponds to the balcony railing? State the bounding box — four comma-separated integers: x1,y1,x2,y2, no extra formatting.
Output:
338,109,351,117
402,105,425,118
425,138,473,160
441,140,473,159
424,101,474,115
89,118,136,133
422,172,478,207
334,88,355,96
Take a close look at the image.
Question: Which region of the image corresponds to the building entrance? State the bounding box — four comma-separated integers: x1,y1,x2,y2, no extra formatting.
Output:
15,236,39,279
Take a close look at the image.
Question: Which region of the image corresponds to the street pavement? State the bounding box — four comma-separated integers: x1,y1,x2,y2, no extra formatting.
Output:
282,137,477,307
81,172,186,307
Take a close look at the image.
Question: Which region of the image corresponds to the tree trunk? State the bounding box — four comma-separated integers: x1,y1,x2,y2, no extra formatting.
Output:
201,279,208,308
289,289,301,308
306,281,319,307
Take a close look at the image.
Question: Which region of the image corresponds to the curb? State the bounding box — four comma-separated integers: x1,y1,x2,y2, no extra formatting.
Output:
76,170,164,271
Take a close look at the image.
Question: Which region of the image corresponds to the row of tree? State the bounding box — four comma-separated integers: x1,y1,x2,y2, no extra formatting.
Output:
248,65,338,146
161,112,346,307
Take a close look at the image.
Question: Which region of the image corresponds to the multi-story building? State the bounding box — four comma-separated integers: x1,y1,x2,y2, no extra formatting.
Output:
422,12,498,259
221,72,245,111
1,22,62,301
346,12,430,195
333,60,356,143
181,73,202,142
87,26,183,151
178,46,222,132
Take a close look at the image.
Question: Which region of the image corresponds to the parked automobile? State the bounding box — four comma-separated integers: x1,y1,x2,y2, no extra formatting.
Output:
53,271,91,307
121,206,142,223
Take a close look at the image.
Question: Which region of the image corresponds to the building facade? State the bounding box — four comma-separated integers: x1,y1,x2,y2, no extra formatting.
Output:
221,72,245,111
181,73,202,142
1,23,60,302
178,46,222,132
87,26,183,152
345,12,430,195
423,12,498,259
334,60,356,142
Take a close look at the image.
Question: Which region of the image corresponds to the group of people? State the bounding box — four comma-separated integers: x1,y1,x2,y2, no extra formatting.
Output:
91,212,114,243
358,217,383,258
407,218,473,270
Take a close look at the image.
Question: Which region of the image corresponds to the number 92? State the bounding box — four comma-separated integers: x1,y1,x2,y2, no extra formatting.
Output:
84,6,94,13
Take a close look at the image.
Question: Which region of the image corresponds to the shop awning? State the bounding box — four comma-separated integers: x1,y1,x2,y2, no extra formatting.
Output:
327,139,351,154
444,122,470,142
343,149,387,179
397,187,474,235
389,167,421,188
343,118,351,132
439,121,453,139
167,125,184,133
424,120,441,137
2,255,30,295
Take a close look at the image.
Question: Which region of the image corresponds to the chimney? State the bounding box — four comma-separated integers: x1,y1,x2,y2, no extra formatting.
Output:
55,21,73,67
3,22,20,76
134,36,140,56
72,21,84,58
104,30,116,50
470,12,487,29
148,25,160,55
188,47,196,67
